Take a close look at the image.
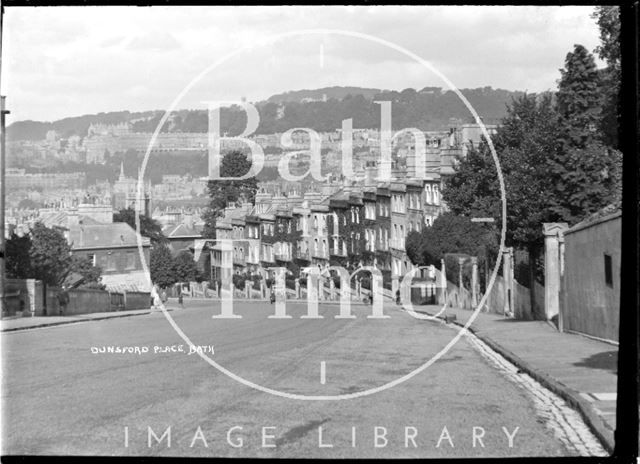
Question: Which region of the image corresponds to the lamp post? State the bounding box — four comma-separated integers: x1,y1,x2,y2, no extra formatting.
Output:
471,217,495,305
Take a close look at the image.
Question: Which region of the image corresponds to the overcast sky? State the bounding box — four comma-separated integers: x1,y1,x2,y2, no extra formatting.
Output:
1,5,603,122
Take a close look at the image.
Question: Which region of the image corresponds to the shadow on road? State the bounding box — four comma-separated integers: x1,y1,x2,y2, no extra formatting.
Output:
573,350,618,374
275,418,330,447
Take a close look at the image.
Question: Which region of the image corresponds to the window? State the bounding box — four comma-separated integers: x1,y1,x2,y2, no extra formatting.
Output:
604,254,613,287
106,252,117,271
125,251,135,270
87,253,96,266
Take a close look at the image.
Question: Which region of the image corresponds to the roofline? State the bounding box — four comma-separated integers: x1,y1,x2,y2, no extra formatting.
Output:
564,210,621,236
71,243,150,251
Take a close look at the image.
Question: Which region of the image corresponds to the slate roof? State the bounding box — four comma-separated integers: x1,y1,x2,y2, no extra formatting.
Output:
68,222,151,250
162,223,203,238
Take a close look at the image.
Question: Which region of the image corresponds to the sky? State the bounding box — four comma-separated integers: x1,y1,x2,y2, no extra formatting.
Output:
1,5,603,123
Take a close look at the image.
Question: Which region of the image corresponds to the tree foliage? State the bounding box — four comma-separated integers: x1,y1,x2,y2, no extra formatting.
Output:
173,251,202,283
441,33,623,314
550,43,622,223
201,150,258,238
69,255,106,289
405,213,496,268
444,94,563,252
28,223,74,286
5,232,33,280
592,6,621,148
6,223,105,288
150,245,178,289
114,207,167,245
556,44,603,149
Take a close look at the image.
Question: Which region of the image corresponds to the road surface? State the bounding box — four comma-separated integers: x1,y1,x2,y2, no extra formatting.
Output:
1,300,606,457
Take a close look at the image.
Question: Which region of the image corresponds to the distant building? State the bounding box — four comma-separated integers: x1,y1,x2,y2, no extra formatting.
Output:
112,162,151,216
67,222,151,293
6,168,86,191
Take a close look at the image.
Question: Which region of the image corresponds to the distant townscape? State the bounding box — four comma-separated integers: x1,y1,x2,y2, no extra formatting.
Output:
4,86,495,294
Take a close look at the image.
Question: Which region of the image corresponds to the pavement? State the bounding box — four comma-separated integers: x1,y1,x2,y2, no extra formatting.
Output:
414,304,617,453
0,307,174,332
1,297,618,455
1,300,606,457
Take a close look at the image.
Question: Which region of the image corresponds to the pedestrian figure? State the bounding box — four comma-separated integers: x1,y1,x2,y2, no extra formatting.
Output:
161,289,167,303
395,289,401,305
57,286,70,315
270,287,276,304
152,285,161,309
178,291,184,308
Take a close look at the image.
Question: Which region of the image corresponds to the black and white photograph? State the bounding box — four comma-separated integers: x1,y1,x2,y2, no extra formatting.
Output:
0,3,637,459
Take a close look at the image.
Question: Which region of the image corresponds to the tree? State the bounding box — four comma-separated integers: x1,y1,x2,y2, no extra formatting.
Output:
556,44,603,149
27,222,74,286
547,142,622,224
114,207,167,245
6,225,105,288
405,230,425,267
68,255,105,290
5,232,33,279
405,213,496,288
201,150,258,239
173,250,201,283
443,94,564,316
592,6,620,147
150,245,178,289
551,44,622,222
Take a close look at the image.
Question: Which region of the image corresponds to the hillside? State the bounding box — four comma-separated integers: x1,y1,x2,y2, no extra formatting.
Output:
7,86,526,141
266,86,384,103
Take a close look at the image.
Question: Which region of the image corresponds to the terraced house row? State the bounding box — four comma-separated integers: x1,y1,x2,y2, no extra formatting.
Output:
192,122,496,287
199,177,443,288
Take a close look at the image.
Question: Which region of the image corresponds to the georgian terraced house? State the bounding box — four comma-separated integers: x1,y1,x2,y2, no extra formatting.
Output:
194,123,492,285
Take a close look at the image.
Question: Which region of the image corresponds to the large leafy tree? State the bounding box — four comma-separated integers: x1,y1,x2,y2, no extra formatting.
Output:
28,222,74,286
405,213,495,268
549,44,622,223
173,250,201,283
444,76,621,316
114,207,167,245
6,224,104,288
150,245,178,289
443,94,563,315
445,93,562,249
201,150,258,238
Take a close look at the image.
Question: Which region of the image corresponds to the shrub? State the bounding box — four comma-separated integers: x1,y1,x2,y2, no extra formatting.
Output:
232,274,246,289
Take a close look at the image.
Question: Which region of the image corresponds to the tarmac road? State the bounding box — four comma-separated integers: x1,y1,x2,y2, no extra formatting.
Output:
1,299,605,457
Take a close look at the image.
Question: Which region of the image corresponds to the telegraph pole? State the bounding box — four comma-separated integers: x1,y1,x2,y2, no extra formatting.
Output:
0,97,7,317
0,96,7,317
0,5,4,315
0,7,8,316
